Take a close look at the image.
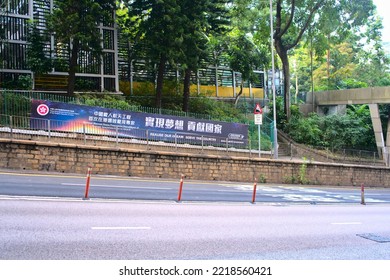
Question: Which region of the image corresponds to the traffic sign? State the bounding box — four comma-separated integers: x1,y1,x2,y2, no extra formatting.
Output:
254,103,263,114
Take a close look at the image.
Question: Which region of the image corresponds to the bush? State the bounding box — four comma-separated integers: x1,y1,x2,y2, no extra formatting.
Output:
285,108,376,150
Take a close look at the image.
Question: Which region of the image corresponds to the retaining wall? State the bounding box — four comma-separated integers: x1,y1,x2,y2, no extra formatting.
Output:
1,138,389,187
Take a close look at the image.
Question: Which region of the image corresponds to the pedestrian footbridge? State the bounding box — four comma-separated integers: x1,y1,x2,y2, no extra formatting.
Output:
301,86,390,165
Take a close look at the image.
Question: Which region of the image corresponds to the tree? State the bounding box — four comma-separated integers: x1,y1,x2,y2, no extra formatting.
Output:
228,34,266,107
313,42,357,90
270,0,377,120
288,1,388,98
125,0,183,108
46,0,114,95
226,0,269,107
26,21,52,77
273,0,327,120
298,1,388,91
289,45,318,103
178,0,230,112
355,12,390,87
123,0,230,111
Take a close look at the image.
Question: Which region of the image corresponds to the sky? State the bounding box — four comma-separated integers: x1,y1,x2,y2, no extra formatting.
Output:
373,0,390,42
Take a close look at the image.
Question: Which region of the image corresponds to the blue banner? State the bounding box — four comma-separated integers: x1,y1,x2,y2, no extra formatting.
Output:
30,100,248,145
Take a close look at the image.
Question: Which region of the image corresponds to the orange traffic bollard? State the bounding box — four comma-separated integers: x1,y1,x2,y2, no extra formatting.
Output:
251,178,258,204
361,183,366,205
84,167,92,200
177,174,184,202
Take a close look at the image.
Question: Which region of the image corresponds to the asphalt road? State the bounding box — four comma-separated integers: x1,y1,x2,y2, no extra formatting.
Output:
1,197,389,260
1,170,390,260
1,170,390,204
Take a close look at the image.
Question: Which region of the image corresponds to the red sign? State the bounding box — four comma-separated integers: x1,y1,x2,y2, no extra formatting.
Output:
254,103,262,114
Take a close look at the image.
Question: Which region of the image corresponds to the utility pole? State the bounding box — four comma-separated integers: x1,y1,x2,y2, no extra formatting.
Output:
269,0,278,159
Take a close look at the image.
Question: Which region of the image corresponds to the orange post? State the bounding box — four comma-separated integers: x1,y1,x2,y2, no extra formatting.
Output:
84,167,92,200
177,174,184,202
361,183,366,205
252,178,258,204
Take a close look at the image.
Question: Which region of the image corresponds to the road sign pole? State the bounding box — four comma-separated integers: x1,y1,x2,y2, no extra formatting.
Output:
258,124,261,157
254,103,263,158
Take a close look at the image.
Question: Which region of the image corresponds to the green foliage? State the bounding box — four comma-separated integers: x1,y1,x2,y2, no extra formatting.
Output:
0,92,32,117
283,175,297,184
268,96,301,130
189,95,244,123
248,121,272,150
299,157,308,184
258,174,267,184
227,34,267,83
47,0,113,51
26,21,52,75
286,114,322,146
1,75,33,90
75,79,98,91
75,93,140,111
121,0,230,110
285,105,376,150
338,79,368,89
46,0,114,94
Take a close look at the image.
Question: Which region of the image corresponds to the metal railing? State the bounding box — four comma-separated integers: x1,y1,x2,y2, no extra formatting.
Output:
282,142,383,166
0,114,273,158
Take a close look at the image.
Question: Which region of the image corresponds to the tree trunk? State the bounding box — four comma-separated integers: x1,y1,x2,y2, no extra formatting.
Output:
128,41,133,95
327,34,330,90
282,54,291,120
67,39,80,96
275,41,291,120
182,68,191,112
234,83,244,108
155,55,166,109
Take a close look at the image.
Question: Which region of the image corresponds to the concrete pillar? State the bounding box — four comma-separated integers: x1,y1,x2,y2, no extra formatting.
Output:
369,104,387,165
385,114,390,164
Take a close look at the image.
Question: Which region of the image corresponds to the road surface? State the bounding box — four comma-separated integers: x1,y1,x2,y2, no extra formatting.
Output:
1,170,390,204
1,170,389,260
0,197,389,260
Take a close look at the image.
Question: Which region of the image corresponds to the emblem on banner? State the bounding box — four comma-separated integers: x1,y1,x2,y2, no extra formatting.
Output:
37,104,50,116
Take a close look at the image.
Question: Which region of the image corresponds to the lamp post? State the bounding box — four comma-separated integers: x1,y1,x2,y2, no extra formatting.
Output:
269,0,278,159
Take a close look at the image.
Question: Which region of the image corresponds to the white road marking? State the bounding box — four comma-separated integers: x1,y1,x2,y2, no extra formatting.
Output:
61,183,171,190
217,190,251,193
0,195,80,202
0,195,179,205
273,194,341,202
91,226,151,230
331,222,362,225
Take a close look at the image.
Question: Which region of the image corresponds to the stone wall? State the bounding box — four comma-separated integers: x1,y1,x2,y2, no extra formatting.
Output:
1,138,389,187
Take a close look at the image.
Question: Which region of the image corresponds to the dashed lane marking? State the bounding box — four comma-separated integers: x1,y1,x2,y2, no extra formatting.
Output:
91,227,151,230
331,222,362,225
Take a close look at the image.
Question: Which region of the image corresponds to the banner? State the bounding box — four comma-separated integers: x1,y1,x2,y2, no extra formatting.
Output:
30,100,248,145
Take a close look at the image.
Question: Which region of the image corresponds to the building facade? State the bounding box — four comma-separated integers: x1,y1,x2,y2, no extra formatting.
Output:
0,0,119,92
